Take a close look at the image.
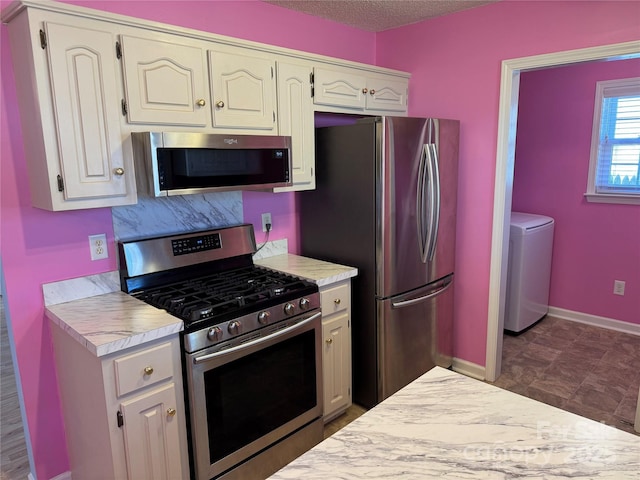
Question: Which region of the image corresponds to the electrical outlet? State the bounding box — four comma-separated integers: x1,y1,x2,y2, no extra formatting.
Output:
613,280,625,296
261,213,272,232
89,234,108,261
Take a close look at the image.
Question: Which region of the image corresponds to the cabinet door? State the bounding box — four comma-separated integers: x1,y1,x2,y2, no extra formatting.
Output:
209,49,277,131
275,62,315,192
120,383,184,480
366,77,408,112
45,22,132,202
322,311,351,419
120,34,209,126
313,66,366,110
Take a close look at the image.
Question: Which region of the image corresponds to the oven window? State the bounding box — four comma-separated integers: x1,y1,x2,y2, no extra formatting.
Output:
204,329,317,464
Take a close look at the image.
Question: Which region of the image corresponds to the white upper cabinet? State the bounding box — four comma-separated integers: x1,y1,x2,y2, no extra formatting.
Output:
120,34,209,126
314,66,367,110
3,0,411,207
209,48,277,132
275,61,315,192
365,75,410,112
313,66,408,114
5,10,137,211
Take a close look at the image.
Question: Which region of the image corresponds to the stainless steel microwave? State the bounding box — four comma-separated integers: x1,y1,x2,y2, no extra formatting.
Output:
131,132,292,197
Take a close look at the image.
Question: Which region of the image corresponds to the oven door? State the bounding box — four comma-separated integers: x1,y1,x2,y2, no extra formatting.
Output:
185,310,323,480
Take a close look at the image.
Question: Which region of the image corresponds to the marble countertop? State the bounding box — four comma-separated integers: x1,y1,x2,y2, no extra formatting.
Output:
255,254,358,287
270,367,640,479
45,292,182,357
43,255,355,357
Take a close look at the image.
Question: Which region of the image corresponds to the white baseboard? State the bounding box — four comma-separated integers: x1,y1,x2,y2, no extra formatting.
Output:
451,357,486,381
49,471,72,480
548,307,640,336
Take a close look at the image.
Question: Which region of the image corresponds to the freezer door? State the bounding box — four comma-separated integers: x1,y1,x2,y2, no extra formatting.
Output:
377,274,454,402
377,117,459,298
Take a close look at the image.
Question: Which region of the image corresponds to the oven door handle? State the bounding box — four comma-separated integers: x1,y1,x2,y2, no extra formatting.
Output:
192,311,322,365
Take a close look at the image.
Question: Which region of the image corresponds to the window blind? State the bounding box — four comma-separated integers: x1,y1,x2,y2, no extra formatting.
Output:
595,84,640,194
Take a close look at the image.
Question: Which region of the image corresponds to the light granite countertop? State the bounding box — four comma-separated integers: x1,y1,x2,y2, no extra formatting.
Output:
43,254,355,357
255,254,358,287
270,366,640,479
45,291,182,357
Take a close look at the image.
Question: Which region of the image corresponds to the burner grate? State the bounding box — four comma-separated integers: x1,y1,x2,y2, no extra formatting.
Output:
134,265,314,325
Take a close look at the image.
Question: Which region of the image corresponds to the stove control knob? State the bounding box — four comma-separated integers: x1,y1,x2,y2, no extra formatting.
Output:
207,326,222,341
284,303,295,316
228,320,241,335
258,311,270,325
299,298,310,311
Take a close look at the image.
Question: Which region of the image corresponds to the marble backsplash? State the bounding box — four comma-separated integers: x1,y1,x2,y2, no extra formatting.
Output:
43,192,288,306
111,191,243,241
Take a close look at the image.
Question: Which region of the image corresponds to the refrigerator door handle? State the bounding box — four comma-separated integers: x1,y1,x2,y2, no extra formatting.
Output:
425,143,441,263
391,274,453,308
417,144,429,262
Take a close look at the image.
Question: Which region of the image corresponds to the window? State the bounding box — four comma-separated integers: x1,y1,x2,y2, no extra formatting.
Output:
586,77,640,205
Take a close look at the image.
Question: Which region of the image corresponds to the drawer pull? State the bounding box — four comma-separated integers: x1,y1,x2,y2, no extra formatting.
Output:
325,338,333,345
216,100,225,108
143,366,154,376
334,298,341,305
167,407,176,417
196,98,206,107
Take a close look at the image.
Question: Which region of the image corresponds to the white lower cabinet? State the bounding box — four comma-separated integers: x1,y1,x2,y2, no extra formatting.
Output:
320,280,352,422
120,383,184,480
50,324,189,480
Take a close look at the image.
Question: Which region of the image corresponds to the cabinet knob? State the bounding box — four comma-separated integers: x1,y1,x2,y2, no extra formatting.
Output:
325,338,333,344
362,88,368,94
167,407,176,417
369,89,375,95
216,100,225,108
143,366,154,375
114,167,125,176
334,298,341,305
196,98,206,107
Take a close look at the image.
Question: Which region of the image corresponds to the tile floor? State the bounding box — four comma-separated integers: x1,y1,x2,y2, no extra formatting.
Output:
492,315,640,436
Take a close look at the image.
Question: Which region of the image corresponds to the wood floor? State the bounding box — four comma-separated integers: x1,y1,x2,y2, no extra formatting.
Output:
1,298,31,480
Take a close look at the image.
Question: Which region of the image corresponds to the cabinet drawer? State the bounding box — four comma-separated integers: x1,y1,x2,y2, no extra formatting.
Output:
321,283,350,316
113,342,174,397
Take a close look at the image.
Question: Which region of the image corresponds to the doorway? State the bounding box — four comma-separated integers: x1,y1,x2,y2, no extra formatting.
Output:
484,40,640,382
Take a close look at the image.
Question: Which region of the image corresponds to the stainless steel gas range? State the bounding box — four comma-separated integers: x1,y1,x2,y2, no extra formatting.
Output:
118,224,323,480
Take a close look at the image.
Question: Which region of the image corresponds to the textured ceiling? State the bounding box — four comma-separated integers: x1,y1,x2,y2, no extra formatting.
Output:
263,0,497,32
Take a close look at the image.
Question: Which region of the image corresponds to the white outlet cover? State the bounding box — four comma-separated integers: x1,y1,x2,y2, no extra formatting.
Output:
89,234,108,261
613,280,625,296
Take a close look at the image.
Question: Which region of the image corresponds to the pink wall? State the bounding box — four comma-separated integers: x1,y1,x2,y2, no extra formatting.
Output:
375,1,640,366
0,1,373,478
513,58,640,324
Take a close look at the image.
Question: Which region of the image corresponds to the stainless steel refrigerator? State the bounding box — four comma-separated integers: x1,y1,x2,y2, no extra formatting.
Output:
299,116,459,408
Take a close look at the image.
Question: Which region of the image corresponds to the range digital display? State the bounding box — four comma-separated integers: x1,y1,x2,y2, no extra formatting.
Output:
172,233,222,256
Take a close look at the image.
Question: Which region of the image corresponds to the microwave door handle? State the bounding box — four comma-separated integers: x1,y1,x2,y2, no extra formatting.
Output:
193,312,321,365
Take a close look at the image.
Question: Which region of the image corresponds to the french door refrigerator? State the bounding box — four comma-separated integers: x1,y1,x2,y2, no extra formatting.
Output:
300,116,459,408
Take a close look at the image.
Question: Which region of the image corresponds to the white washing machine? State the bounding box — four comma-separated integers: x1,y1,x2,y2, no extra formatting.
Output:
505,212,554,333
